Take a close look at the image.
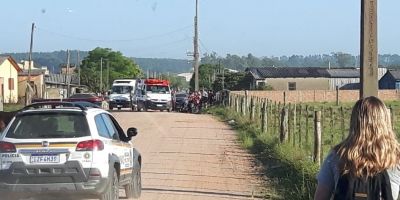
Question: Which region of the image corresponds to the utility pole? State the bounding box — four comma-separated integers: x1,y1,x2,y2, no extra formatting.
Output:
193,0,200,91
360,0,378,98
100,57,103,93
221,60,225,91
25,22,35,106
107,60,110,90
66,49,71,98
77,51,81,86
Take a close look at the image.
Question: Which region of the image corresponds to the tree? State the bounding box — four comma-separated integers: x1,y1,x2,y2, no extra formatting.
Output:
159,74,189,90
189,64,216,90
333,52,355,68
212,71,248,91
80,47,141,92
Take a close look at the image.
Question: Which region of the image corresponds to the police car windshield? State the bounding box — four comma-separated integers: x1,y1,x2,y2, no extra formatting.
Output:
111,86,133,94
146,85,170,94
6,113,90,139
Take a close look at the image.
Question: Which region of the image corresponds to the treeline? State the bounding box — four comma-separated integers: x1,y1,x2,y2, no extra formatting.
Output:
133,57,192,74
4,50,400,75
202,52,400,71
2,51,192,74
3,50,88,73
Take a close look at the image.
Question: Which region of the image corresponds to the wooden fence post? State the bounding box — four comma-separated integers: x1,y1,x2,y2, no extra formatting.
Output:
390,106,395,129
288,103,292,142
314,111,322,165
244,90,249,115
293,103,297,147
336,85,339,106
261,101,267,133
330,107,334,147
250,97,254,120
283,91,287,105
341,106,345,140
235,96,239,113
298,105,302,147
280,107,289,143
305,105,309,145
240,97,244,115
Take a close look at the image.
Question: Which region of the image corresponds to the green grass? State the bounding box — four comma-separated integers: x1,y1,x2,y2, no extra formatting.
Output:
209,100,400,199
209,106,319,200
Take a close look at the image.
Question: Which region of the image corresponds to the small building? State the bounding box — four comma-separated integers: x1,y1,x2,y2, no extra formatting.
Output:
246,67,364,91
379,69,400,89
18,69,47,99
0,56,23,103
246,67,387,91
44,74,84,98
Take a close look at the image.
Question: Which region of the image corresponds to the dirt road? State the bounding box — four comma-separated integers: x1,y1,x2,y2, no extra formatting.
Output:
114,111,265,200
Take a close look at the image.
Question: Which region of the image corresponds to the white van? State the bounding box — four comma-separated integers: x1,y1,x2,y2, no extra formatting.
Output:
108,79,136,110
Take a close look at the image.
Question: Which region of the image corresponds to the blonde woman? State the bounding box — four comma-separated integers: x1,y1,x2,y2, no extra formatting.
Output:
314,96,400,200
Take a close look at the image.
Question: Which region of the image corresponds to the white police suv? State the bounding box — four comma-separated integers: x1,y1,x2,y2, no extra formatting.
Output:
0,102,141,200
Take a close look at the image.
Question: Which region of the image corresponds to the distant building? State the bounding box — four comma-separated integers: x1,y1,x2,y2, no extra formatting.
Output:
44,73,84,98
177,72,193,82
379,69,400,89
18,69,47,99
60,64,77,74
246,67,386,91
0,56,23,103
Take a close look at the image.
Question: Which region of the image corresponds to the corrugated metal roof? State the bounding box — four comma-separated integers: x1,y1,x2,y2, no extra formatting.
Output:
387,70,400,80
247,67,362,79
247,67,330,78
45,74,79,85
326,68,360,78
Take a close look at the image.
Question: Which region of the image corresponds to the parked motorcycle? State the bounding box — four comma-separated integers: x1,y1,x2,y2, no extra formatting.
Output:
188,98,200,114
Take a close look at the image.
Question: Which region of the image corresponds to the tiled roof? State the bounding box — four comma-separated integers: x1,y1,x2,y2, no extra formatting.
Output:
19,69,46,76
247,67,361,79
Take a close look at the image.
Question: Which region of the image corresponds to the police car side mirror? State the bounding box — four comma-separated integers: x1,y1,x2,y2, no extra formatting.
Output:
127,127,138,138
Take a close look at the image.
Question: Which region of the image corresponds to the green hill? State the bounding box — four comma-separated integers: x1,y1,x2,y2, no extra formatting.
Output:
1,51,192,74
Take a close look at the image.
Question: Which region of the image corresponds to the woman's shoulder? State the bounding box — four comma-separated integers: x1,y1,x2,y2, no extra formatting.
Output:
325,150,340,164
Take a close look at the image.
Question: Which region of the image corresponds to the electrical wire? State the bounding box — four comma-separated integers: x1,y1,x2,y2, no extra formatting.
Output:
36,25,193,43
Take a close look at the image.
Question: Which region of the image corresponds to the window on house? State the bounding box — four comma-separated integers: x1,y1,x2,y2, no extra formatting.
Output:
288,82,296,90
8,78,14,90
258,82,265,87
395,81,400,90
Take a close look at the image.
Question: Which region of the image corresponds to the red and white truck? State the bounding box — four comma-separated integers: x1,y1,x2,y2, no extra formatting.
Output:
134,78,172,112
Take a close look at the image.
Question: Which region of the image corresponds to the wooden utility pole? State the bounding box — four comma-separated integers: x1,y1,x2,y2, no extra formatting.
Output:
25,22,35,106
66,49,71,98
360,0,378,98
100,57,103,93
77,51,81,86
193,0,200,91
107,60,110,90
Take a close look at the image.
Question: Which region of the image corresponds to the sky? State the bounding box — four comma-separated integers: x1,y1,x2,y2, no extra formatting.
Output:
1,0,399,59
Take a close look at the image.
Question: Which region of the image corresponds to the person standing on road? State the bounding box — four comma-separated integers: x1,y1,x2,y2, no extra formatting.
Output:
314,96,400,200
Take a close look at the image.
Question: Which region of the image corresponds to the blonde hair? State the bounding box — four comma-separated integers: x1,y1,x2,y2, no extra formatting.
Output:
335,96,400,177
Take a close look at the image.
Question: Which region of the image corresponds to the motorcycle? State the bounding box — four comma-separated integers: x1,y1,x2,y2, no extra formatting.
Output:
175,99,189,112
188,98,201,114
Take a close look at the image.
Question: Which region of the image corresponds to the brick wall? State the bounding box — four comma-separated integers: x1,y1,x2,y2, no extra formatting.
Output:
232,90,400,103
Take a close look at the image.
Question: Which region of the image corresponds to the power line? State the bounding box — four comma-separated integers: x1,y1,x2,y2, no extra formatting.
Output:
199,39,210,54
36,25,193,43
